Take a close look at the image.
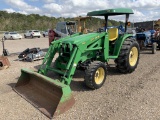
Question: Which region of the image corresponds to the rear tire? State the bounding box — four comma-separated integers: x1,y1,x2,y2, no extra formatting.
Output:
115,38,140,73
84,61,107,89
152,42,157,54
43,34,45,37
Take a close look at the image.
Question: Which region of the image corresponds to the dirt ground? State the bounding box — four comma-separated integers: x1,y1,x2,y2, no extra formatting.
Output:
0,36,160,120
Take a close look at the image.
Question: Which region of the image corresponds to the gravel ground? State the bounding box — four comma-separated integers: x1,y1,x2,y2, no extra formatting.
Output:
0,36,160,120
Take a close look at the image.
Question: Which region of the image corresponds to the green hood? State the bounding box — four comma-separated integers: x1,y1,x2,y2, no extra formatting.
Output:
61,32,106,45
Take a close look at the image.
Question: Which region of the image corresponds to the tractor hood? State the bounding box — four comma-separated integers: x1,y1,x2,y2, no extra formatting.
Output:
136,31,151,41
61,32,106,45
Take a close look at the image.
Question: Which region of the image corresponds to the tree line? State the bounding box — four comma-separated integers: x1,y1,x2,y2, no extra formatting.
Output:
0,11,124,31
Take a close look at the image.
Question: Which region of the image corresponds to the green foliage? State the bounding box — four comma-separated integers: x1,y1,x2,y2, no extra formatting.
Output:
107,21,112,27
0,11,123,31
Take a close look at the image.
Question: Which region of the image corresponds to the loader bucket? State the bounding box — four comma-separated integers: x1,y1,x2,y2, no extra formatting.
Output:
13,68,75,118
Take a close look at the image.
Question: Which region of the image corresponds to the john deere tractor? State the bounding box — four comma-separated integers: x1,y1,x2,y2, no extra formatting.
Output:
14,8,140,118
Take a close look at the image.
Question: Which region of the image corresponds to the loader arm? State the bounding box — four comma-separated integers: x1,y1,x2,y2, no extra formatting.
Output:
39,32,109,85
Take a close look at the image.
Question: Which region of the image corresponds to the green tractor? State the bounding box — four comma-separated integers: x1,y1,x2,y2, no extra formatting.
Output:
13,8,140,118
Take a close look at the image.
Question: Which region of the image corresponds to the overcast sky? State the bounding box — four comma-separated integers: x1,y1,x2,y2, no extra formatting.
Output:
0,0,160,22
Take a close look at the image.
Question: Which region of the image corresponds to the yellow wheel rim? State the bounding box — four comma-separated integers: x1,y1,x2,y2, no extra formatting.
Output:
95,67,105,84
129,47,138,66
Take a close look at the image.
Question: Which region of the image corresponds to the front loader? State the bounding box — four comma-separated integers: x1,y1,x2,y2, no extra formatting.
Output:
13,8,140,118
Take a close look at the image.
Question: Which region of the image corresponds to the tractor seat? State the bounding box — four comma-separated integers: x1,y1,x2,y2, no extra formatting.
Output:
108,28,118,41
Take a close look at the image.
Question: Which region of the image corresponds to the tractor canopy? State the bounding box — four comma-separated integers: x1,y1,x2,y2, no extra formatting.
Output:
87,8,134,33
87,8,134,16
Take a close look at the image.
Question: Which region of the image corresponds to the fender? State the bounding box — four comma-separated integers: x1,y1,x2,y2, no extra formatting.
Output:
113,34,134,56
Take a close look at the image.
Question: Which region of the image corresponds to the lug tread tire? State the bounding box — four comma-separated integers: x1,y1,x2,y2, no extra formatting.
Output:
115,38,140,73
84,61,107,90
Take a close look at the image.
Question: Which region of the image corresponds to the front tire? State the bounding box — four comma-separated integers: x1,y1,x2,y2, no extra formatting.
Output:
115,38,140,73
84,61,107,89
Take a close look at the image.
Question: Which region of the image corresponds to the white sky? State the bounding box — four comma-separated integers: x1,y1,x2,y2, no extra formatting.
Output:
1,0,160,22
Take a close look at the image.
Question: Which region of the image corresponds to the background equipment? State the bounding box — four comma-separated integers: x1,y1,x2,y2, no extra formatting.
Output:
136,30,160,54
18,48,46,62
